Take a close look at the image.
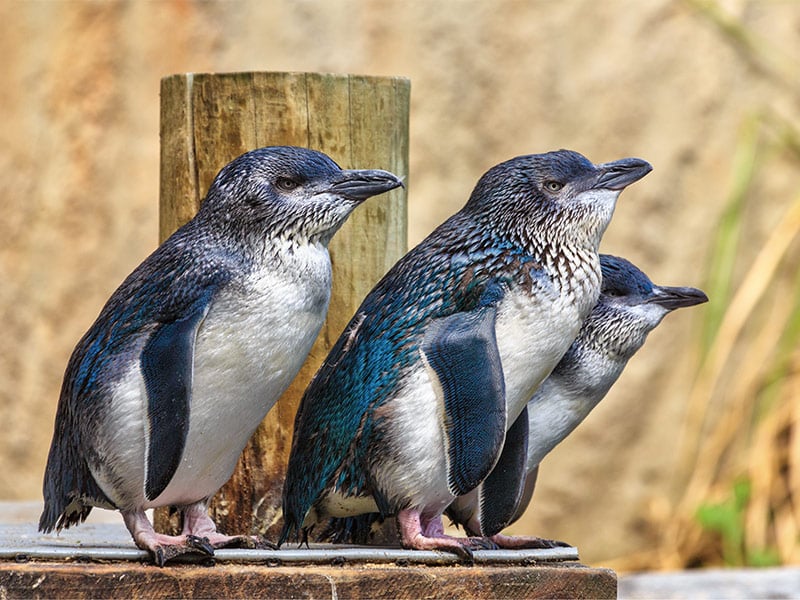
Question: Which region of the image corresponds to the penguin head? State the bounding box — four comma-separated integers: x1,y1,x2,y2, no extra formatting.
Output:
199,146,402,244
464,150,652,246
588,254,708,358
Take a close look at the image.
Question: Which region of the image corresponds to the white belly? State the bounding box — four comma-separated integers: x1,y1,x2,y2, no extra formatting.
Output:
526,379,595,468
95,243,332,510
150,258,331,507
495,287,593,427
525,349,625,467
369,366,454,516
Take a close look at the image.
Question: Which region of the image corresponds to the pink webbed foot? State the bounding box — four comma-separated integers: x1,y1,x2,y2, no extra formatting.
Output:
122,510,215,567
397,510,488,561
181,502,277,550
423,514,499,550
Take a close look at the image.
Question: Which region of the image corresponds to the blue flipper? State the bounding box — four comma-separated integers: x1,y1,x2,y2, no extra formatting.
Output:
141,289,214,501
478,405,529,536
421,287,506,496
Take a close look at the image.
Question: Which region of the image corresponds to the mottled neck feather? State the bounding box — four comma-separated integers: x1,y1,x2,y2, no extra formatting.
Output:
466,201,605,298
577,306,651,361
193,207,333,259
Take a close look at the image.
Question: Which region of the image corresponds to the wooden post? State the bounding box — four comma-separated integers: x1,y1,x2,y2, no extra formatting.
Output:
154,72,409,538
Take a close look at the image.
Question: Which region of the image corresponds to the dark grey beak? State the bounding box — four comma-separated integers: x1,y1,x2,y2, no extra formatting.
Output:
648,285,709,310
329,169,404,200
593,158,653,191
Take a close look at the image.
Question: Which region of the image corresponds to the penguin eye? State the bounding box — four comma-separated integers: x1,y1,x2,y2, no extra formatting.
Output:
544,180,564,192
275,177,299,192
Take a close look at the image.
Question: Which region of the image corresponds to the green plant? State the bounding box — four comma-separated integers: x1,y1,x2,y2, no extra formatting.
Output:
695,478,781,566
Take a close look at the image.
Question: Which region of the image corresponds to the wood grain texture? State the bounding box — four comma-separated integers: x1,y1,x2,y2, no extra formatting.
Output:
0,562,617,599
154,72,409,539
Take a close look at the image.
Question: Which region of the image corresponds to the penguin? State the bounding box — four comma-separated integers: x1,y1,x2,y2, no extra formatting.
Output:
39,146,402,565
280,150,651,557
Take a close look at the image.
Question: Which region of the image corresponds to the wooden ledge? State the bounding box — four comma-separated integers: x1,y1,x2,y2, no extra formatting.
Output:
1,561,616,599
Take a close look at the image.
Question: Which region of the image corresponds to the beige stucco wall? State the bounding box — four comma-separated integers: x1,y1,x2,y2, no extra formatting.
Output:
1,0,798,563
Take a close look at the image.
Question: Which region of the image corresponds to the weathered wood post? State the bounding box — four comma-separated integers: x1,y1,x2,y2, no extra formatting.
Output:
154,72,409,538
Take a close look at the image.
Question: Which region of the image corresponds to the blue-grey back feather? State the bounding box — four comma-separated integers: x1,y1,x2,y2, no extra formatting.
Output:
39,220,238,532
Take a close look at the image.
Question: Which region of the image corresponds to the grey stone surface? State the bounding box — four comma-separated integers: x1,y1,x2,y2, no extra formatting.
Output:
0,502,578,565
620,568,800,600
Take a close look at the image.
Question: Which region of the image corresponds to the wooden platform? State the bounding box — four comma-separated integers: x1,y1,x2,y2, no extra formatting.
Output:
0,504,616,599
1,561,616,599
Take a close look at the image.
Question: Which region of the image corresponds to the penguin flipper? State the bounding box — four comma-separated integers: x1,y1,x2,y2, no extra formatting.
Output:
141,287,215,501
511,463,539,526
476,405,529,536
421,298,506,496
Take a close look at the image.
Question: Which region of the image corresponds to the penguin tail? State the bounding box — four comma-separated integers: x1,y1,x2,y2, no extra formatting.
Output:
38,428,112,533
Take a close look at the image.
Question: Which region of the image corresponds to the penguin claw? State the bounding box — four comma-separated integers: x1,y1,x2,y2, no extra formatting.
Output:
448,543,475,564
153,547,166,568
186,534,216,555
466,536,499,550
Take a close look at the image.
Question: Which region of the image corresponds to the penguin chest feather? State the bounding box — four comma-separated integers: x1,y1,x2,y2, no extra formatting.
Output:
494,285,595,426
370,366,453,513
96,243,332,510
150,246,332,507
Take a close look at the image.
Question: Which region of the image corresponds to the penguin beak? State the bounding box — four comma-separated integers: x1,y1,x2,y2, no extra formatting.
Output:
647,286,709,310
329,169,404,201
593,158,653,191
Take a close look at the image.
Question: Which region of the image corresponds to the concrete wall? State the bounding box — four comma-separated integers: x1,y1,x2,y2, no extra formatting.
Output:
2,0,798,563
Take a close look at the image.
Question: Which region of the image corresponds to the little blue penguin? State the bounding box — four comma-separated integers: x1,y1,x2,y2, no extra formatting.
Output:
445,254,708,547
280,149,652,558
39,146,402,566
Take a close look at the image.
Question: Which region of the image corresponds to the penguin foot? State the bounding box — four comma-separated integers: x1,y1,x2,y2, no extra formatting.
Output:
396,509,475,562
123,509,216,566
179,503,278,550
400,531,475,562
488,532,572,549
138,532,216,566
